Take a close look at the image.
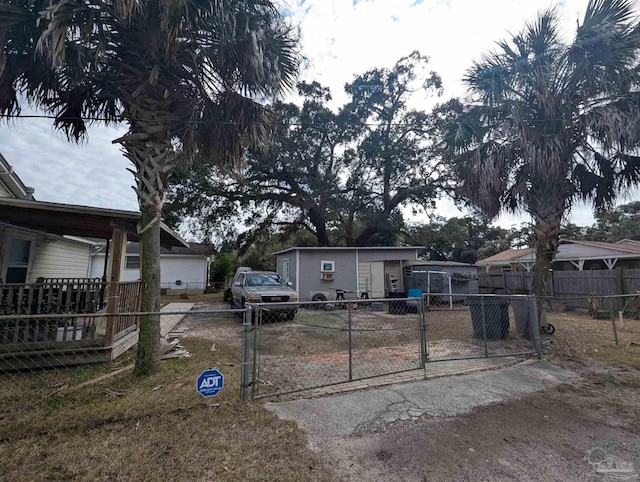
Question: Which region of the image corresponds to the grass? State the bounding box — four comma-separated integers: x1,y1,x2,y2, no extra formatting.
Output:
161,291,225,306
0,338,335,481
589,344,640,369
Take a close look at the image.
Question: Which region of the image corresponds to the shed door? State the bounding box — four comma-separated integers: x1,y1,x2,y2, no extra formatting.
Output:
358,262,384,298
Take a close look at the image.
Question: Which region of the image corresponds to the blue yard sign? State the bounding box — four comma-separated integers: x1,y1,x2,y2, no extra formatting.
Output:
196,368,224,397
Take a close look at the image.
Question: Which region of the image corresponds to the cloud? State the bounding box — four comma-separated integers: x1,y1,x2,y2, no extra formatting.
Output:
0,0,619,229
0,116,137,210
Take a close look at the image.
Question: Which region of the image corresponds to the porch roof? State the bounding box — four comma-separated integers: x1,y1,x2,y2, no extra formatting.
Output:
0,197,187,247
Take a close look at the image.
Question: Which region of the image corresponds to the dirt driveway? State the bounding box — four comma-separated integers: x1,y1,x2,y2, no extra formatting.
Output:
267,359,640,481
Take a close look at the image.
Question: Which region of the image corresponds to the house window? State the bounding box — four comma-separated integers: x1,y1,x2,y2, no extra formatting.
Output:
126,256,140,269
3,234,33,283
501,265,511,272
321,260,335,272
403,266,412,277
282,258,290,281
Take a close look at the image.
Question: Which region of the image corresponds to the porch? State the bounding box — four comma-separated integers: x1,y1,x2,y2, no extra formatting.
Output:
0,278,141,370
0,197,187,370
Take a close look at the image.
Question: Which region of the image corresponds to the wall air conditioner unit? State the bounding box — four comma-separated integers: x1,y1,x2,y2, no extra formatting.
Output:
320,272,335,281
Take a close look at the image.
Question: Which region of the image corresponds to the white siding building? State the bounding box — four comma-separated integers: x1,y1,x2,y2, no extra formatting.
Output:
90,242,211,293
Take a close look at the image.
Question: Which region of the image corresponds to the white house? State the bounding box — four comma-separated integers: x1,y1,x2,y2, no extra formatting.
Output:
90,242,212,293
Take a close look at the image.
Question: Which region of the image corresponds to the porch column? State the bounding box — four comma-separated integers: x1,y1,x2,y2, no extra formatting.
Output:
104,227,127,346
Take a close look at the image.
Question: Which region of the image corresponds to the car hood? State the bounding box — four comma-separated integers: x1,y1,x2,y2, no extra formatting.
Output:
244,286,297,295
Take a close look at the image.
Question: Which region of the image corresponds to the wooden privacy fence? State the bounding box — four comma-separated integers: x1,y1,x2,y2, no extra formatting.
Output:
479,268,640,297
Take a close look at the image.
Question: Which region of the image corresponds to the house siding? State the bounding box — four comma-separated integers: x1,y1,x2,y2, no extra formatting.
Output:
358,248,418,263
297,250,357,301
161,256,208,290
90,254,209,289
29,237,91,281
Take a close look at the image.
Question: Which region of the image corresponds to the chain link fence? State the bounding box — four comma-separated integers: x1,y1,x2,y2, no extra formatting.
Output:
6,292,636,413
0,307,245,428
245,294,541,399
424,294,542,361
538,294,640,359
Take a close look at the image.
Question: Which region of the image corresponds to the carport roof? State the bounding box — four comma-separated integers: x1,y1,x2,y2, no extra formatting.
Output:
0,197,188,247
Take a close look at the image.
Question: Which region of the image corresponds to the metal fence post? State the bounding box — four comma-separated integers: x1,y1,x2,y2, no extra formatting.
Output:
481,295,488,357
418,297,426,368
348,302,353,382
241,304,252,401
250,304,259,399
530,296,542,359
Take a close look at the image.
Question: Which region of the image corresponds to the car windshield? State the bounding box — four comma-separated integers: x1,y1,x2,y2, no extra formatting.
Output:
245,274,285,287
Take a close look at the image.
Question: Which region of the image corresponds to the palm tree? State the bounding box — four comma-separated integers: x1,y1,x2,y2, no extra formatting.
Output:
0,0,298,374
443,0,640,299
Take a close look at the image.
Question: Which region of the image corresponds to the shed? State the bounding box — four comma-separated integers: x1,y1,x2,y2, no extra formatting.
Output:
272,246,423,301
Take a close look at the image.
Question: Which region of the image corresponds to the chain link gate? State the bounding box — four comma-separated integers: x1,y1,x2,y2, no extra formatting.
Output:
242,295,541,400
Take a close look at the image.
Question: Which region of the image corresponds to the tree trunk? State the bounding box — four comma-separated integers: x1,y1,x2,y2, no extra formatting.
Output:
531,201,564,299
137,205,162,374
308,208,329,246
116,94,174,376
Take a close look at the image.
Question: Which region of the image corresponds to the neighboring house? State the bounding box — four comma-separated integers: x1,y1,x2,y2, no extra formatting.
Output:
403,260,478,296
0,152,187,369
89,242,212,293
273,246,423,301
478,239,640,272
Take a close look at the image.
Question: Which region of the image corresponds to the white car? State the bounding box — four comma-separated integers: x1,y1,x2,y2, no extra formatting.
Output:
230,271,299,321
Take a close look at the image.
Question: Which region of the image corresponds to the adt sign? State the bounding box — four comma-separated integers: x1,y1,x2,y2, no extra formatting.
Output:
196,369,224,397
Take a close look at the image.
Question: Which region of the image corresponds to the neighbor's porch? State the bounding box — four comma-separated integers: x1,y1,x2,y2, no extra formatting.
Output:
0,197,187,370
0,277,141,370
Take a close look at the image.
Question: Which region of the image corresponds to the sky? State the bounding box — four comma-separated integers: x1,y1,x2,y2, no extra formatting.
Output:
0,0,632,233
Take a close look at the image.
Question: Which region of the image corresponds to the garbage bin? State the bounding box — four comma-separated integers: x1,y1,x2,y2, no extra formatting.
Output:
388,292,407,315
510,297,532,340
467,296,510,339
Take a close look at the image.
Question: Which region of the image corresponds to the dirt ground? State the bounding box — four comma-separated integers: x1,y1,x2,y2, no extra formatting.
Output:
319,358,640,481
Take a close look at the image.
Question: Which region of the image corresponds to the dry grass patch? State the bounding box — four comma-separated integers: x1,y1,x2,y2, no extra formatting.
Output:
161,291,226,306
0,338,335,481
589,344,640,369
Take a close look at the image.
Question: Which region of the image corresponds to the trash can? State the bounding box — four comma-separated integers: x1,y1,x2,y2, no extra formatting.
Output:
467,296,510,339
388,292,407,315
510,297,532,340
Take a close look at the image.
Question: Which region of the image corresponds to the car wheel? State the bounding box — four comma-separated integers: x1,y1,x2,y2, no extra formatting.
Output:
284,310,296,321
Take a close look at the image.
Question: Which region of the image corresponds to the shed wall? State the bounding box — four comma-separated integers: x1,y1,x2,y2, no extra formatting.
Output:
298,250,357,301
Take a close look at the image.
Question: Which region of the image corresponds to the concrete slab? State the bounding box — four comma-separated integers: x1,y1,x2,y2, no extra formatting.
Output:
266,360,578,448
160,302,195,337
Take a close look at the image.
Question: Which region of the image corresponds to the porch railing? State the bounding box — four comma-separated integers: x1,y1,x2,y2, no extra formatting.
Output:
0,278,107,345
0,279,143,347
113,281,142,340
0,278,106,315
